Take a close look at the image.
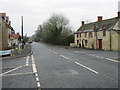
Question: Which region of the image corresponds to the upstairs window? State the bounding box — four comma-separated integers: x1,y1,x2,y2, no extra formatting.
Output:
77,34,78,38
85,32,87,38
102,25,107,36
103,30,106,36
89,32,93,38
80,33,81,38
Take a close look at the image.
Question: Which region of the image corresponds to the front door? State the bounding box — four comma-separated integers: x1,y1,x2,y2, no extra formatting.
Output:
98,39,102,49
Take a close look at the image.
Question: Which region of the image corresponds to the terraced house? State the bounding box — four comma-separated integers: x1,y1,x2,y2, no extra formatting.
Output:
0,13,15,50
75,12,120,51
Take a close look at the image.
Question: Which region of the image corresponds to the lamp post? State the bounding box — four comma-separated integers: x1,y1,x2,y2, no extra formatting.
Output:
21,16,24,49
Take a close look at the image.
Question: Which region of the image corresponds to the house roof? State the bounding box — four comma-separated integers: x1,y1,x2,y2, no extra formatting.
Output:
77,17,119,32
14,33,20,39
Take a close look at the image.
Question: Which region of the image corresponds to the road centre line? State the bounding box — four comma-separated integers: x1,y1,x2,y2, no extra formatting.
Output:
95,56,100,58
74,51,119,63
105,58,119,63
74,62,99,74
0,66,22,76
74,51,80,53
52,51,58,54
48,49,52,51
60,55,69,60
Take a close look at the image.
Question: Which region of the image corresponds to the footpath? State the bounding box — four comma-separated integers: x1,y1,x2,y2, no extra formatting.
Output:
1,44,32,60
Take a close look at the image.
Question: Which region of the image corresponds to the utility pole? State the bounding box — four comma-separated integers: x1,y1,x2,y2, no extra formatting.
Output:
21,16,24,49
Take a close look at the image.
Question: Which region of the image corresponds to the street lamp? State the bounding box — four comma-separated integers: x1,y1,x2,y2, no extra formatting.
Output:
21,16,24,49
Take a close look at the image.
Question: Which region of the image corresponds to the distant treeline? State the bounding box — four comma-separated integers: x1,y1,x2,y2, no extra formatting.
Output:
34,13,74,46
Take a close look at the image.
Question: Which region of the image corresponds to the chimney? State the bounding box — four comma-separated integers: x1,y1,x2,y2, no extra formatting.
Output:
82,21,84,26
0,13,6,20
118,12,120,18
6,16,9,23
98,16,102,22
118,1,120,17
9,21,11,26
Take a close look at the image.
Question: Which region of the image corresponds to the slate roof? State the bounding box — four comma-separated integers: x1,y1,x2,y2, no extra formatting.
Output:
77,17,119,32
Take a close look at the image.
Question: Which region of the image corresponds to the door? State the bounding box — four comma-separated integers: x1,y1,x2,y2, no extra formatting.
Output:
98,39,102,49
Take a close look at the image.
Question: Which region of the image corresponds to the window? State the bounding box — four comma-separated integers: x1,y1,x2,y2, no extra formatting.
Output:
89,32,93,38
80,33,81,38
85,32,87,38
103,30,106,36
102,25,107,36
77,34,78,38
85,40,88,46
77,40,79,44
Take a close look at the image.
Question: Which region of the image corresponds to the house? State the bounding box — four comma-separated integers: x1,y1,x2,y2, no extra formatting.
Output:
0,13,15,50
74,12,120,51
13,33,21,46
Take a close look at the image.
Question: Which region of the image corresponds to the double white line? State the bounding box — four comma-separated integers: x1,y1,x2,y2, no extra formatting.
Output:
31,55,41,88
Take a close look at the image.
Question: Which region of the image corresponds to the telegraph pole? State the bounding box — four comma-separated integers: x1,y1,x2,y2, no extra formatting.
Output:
21,16,24,49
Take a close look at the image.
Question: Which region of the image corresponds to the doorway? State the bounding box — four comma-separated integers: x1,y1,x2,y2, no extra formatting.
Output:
98,39,102,50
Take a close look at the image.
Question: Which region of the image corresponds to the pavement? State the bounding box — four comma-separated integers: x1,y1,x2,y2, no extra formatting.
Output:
2,44,32,60
1,42,119,89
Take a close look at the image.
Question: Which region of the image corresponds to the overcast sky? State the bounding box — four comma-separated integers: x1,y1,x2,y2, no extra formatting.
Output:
0,0,120,36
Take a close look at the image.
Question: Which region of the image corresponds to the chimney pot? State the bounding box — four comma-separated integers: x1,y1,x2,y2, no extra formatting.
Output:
0,13,6,20
82,21,84,26
98,16,102,22
6,16,9,23
118,12,120,18
9,21,11,26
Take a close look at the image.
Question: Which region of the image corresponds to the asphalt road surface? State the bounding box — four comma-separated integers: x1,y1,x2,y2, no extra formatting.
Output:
2,42,119,89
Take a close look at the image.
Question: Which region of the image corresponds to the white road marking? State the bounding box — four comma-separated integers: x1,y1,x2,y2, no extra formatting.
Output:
60,55,69,60
36,77,39,81
26,56,29,66
37,82,41,87
74,51,80,53
80,52,84,53
87,53,119,63
48,49,52,51
74,62,99,74
35,73,38,77
0,66,22,76
31,55,41,88
88,54,92,56
95,56,100,58
52,51,58,54
105,58,119,63
100,57,104,59
2,72,35,77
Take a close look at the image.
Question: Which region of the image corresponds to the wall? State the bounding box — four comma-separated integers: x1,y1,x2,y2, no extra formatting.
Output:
111,30,120,50
0,18,2,51
0,17,9,50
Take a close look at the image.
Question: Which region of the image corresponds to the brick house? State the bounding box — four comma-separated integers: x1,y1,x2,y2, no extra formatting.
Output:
74,12,120,51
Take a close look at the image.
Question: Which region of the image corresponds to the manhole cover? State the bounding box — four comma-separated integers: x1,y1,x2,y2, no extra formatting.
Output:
53,69,79,75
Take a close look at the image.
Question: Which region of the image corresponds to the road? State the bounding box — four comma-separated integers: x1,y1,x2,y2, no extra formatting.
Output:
2,42,119,89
